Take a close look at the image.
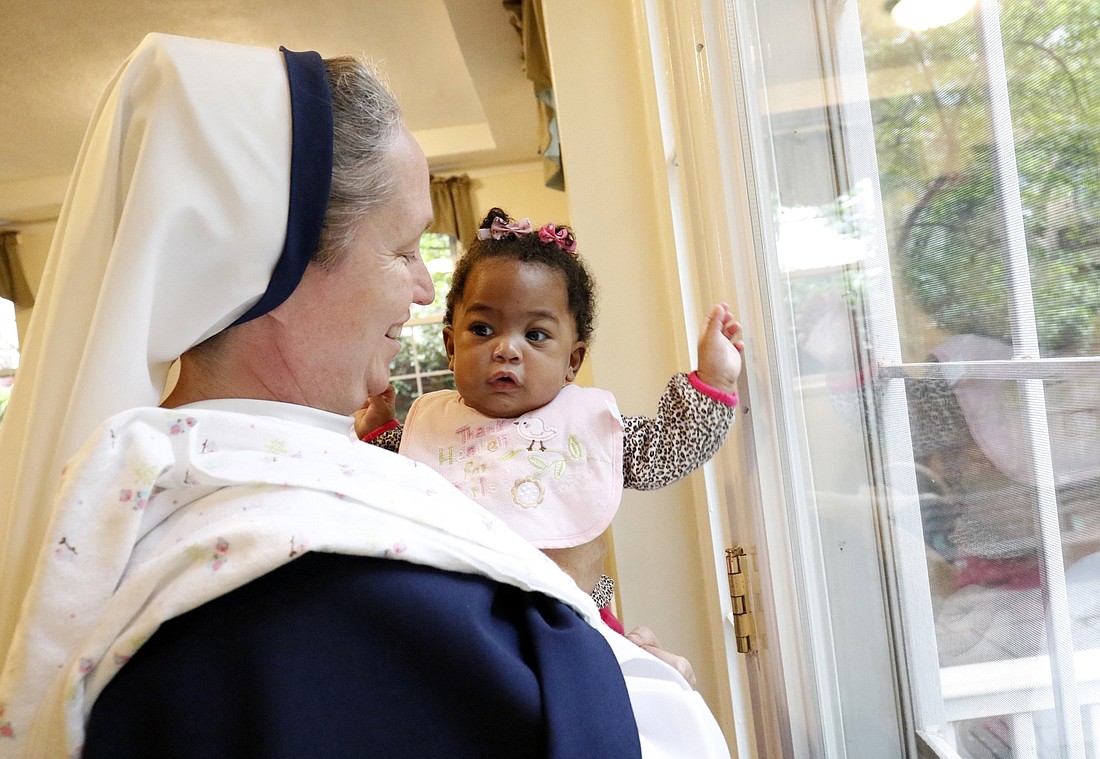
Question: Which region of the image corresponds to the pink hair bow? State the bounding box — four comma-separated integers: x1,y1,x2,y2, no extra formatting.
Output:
537,223,577,254
478,217,534,241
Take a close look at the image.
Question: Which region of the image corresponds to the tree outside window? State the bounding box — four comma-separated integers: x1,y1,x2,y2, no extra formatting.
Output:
390,232,458,420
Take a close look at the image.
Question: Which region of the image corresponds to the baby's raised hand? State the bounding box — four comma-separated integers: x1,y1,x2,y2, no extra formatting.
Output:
696,303,744,394
354,384,397,439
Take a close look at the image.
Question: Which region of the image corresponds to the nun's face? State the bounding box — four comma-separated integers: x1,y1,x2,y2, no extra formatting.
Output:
270,128,434,414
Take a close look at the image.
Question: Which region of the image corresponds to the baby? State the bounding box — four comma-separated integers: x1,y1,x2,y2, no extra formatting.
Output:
359,207,743,632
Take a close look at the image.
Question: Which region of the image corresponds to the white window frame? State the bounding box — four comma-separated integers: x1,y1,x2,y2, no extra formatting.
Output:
643,0,1100,756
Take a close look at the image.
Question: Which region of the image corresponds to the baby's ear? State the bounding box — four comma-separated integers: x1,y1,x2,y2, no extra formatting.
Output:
442,326,456,371
565,341,587,382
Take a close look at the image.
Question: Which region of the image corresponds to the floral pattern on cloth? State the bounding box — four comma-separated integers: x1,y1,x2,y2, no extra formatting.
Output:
0,406,596,756
399,385,624,549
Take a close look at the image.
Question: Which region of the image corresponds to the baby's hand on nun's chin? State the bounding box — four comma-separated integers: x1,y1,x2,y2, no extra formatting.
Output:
696,303,744,393
354,384,397,439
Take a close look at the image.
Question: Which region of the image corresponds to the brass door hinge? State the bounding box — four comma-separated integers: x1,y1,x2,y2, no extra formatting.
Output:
726,546,757,654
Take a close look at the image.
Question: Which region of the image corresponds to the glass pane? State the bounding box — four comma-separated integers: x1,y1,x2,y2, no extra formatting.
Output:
908,374,1100,755
862,0,1100,361
392,324,454,419
0,298,17,368
390,373,456,423
732,0,1100,755
859,3,1100,755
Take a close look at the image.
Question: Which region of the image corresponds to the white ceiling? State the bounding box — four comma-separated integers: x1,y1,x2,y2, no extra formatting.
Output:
0,0,541,222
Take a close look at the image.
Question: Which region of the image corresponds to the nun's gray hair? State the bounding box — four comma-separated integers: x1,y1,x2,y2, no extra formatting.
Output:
316,56,406,266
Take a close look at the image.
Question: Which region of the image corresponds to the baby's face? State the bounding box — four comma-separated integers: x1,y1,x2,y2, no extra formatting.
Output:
444,259,586,418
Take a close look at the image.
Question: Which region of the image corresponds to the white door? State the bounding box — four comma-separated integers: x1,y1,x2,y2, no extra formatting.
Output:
649,0,1100,756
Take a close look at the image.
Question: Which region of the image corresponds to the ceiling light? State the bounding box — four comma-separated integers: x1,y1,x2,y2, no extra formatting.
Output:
885,0,978,31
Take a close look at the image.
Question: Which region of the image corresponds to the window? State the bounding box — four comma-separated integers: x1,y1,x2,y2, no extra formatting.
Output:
0,297,17,424
389,232,458,420
688,0,1099,755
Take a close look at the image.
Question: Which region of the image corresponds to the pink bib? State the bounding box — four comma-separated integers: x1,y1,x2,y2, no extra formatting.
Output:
400,385,624,548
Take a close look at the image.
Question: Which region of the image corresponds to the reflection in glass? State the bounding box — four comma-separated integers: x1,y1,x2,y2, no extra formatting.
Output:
859,6,1100,742
757,0,1098,754
863,0,1100,360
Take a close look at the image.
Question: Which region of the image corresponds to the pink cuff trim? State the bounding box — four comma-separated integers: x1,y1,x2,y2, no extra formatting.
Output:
688,371,739,407
600,605,626,635
360,418,399,443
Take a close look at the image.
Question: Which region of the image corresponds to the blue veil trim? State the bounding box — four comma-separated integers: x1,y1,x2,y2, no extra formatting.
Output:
230,46,334,327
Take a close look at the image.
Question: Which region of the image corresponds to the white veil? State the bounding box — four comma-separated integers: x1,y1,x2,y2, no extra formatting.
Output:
0,33,294,662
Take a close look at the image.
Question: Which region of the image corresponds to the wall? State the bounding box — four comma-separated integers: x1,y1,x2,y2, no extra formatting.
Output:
464,161,571,228
542,0,735,745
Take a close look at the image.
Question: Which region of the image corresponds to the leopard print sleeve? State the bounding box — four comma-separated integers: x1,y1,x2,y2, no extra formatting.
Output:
366,424,403,453
621,372,737,491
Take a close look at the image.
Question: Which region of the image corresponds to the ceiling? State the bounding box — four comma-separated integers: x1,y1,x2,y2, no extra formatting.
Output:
0,0,540,223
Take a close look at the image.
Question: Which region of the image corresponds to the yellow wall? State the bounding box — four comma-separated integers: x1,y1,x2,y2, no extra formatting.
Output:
464,161,571,228
542,0,735,744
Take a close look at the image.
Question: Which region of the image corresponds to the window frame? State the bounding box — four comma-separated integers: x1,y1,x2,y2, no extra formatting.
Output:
644,0,1100,755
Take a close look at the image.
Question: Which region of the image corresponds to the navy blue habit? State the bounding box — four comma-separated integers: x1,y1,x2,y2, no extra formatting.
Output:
82,552,643,758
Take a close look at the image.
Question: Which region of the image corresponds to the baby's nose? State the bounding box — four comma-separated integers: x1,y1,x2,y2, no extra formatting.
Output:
492,337,521,360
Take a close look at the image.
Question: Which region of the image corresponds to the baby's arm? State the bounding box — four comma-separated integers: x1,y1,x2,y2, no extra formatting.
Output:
621,304,744,489
354,385,403,451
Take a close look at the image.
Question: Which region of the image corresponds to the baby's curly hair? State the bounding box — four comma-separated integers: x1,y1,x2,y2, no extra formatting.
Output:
445,208,597,343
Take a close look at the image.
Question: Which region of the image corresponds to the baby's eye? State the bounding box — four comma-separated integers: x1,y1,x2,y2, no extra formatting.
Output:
470,324,493,337
526,329,549,342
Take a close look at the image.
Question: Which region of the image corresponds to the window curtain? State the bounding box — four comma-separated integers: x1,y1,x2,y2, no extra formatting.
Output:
503,0,565,190
0,231,33,308
429,174,478,247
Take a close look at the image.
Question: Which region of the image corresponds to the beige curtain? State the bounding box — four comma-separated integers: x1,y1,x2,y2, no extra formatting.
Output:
429,174,478,247
0,231,34,308
503,0,564,190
